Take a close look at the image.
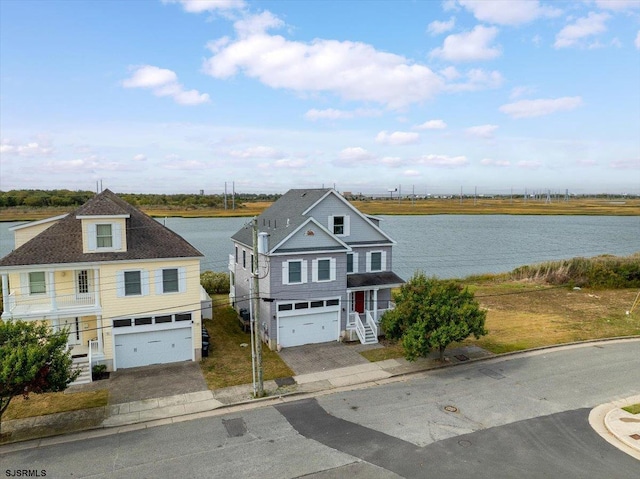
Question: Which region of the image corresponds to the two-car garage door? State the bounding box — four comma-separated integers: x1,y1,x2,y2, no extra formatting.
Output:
277,299,340,348
114,327,192,369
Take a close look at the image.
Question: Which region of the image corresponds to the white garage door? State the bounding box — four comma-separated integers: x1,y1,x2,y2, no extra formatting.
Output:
114,328,192,369
278,308,339,348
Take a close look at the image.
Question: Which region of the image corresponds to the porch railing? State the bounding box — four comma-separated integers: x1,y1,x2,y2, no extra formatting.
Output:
365,310,378,338
354,313,366,344
4,291,96,313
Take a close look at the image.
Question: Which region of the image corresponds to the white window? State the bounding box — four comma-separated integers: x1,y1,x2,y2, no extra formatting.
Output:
282,260,307,285
29,272,46,294
96,224,113,248
328,215,350,236
155,267,187,294
117,270,149,297
312,258,336,282
346,252,359,274
87,222,122,251
77,270,89,294
366,251,386,272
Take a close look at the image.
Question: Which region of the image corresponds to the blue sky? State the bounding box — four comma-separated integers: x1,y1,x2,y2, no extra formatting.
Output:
1,0,639,196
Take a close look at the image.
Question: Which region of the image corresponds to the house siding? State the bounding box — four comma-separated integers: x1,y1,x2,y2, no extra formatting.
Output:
274,222,343,252
305,194,388,243
13,219,63,249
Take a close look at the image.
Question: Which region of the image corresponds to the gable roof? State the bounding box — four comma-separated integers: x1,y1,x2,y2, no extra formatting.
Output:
0,189,203,267
232,188,395,250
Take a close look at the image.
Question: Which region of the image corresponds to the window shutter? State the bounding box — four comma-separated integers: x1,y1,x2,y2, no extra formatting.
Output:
366,252,371,272
20,273,28,295
344,216,351,236
87,224,97,251
116,271,125,297
141,270,149,296
301,260,308,284
155,269,163,294
330,258,336,281
311,259,318,282
113,222,122,249
282,262,289,285
381,251,387,271
178,267,187,293
328,216,334,233
353,252,359,273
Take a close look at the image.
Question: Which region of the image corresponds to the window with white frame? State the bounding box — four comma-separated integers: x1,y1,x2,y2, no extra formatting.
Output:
329,215,350,236
96,224,113,248
242,250,247,269
282,260,307,285
77,270,89,294
366,251,386,272
312,258,336,282
29,272,46,294
346,252,358,274
155,267,186,294
117,270,149,297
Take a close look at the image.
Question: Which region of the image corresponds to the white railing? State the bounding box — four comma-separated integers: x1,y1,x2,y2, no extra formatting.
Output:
347,311,359,329
354,313,366,344
5,292,96,314
57,293,96,308
365,311,378,338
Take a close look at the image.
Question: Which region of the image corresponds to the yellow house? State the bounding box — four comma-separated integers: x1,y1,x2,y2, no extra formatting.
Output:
0,189,204,383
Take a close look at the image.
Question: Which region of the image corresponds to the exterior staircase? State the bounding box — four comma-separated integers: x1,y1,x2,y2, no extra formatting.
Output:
360,321,378,345
71,356,92,385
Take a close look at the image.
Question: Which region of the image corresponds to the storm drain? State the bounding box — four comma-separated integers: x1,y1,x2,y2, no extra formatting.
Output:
223,418,247,438
454,354,469,361
479,368,505,380
275,376,296,387
444,405,458,413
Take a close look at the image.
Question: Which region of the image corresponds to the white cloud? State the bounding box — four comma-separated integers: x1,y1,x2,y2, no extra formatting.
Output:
446,68,503,92
415,154,469,168
414,119,447,130
517,160,542,169
228,146,283,159
403,169,421,177
303,108,381,121
609,159,640,169
0,139,54,156
427,17,456,35
122,65,210,105
500,97,583,118
430,25,502,62
380,156,403,167
203,12,444,108
375,131,420,145
162,159,208,170
554,12,610,49
455,0,561,26
273,158,307,168
481,158,510,167
338,146,374,161
635,30,640,49
509,85,536,99
132,154,147,161
466,124,499,139
439,66,461,80
162,0,246,14
594,0,640,11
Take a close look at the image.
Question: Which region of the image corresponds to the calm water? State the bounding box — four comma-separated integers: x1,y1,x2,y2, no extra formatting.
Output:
1,215,638,280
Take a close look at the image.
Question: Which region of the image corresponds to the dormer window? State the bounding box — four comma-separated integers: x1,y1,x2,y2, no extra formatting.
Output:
329,215,350,236
96,224,113,248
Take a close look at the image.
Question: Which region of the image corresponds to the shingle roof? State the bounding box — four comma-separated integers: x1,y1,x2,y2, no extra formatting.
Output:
231,189,331,248
0,189,203,267
347,271,405,288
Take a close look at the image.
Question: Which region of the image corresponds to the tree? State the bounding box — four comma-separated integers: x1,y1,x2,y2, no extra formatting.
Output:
0,320,80,435
381,273,487,362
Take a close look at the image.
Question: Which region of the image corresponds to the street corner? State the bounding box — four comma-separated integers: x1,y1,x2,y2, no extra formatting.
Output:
589,395,640,461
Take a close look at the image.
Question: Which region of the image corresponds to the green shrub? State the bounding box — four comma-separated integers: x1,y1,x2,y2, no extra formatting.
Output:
200,271,230,295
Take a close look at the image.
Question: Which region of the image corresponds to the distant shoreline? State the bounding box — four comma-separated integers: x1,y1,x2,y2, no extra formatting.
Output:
1,198,639,222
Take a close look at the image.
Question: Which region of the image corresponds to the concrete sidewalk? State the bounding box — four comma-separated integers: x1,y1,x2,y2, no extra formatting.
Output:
2,343,639,461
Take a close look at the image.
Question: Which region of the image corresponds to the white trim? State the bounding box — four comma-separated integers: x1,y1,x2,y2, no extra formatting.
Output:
282,259,308,285
270,217,350,254
312,257,336,282
9,214,68,231
76,214,130,219
366,250,386,272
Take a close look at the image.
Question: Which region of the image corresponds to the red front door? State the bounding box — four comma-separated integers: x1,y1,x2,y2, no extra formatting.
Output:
355,291,365,313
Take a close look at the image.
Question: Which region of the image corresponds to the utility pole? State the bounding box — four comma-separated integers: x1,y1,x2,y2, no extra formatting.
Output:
252,216,264,397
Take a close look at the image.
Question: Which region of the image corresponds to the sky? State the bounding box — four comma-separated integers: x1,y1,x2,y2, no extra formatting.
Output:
1,0,639,196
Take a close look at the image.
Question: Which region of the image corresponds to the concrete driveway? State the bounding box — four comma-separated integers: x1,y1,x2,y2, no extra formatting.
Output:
106,361,208,404
278,341,383,375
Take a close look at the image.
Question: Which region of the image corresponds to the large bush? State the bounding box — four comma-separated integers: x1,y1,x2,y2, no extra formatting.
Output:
200,271,230,295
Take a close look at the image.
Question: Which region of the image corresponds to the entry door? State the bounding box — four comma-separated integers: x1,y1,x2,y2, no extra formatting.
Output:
76,270,91,301
355,291,365,313
63,317,81,345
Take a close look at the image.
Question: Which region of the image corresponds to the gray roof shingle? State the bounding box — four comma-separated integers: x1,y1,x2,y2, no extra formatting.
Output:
0,189,203,267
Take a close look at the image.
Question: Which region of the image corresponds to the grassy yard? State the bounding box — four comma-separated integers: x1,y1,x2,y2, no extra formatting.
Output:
362,282,640,361
3,390,108,421
200,295,294,390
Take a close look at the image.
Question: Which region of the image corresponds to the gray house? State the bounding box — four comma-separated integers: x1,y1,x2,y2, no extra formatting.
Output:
229,188,403,350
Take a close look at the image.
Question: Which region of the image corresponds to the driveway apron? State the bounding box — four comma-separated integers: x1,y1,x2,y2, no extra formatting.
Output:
106,361,208,404
278,341,382,375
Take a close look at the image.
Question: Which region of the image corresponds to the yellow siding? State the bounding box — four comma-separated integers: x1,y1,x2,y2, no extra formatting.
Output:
14,219,62,249
54,270,76,295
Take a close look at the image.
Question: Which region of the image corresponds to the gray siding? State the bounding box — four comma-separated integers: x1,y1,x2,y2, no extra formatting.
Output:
306,194,389,243
350,245,393,272
274,221,344,252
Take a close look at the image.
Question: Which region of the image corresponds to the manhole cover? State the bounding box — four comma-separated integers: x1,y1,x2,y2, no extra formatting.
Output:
458,439,472,447
444,405,458,413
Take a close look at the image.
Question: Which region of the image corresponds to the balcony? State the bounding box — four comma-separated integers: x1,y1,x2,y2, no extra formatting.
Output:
3,291,100,319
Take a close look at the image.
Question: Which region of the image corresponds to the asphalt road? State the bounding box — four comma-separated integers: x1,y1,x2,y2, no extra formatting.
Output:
2,341,639,478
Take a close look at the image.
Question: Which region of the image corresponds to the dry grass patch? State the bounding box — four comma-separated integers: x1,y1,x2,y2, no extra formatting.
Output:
3,390,108,421
200,296,294,390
